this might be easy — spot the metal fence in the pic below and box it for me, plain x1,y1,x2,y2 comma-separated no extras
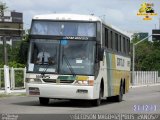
0,67,26,90
132,71,160,86
158,77,160,83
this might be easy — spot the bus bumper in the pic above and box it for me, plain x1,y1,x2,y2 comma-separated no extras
26,83,95,100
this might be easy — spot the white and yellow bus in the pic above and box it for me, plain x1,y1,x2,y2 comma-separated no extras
26,14,130,106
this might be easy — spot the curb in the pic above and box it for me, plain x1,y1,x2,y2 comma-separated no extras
0,89,26,94
130,83,160,88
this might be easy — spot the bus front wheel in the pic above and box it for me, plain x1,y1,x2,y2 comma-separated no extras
39,97,49,105
92,87,102,106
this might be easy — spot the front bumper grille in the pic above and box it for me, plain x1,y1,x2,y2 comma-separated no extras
42,79,74,83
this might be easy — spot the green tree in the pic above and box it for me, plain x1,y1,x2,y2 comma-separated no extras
18,32,29,64
0,31,29,68
0,2,8,67
0,2,8,18
0,45,3,67
131,33,160,71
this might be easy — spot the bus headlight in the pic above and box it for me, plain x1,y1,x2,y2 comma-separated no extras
75,80,94,86
26,78,42,83
75,76,94,86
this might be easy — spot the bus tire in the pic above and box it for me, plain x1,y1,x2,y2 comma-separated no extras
39,97,49,105
116,84,123,102
92,87,102,106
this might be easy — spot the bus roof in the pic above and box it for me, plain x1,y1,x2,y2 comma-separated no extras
33,13,101,22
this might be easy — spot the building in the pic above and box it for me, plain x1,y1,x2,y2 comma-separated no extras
137,32,149,40
152,29,160,41
131,32,149,41
0,11,24,45
0,10,23,22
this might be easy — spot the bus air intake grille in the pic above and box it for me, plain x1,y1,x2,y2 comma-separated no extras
59,80,74,83
42,79,56,83
42,79,74,83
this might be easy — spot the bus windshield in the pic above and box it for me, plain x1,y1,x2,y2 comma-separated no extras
31,21,96,37
60,40,95,75
28,39,59,73
28,39,95,75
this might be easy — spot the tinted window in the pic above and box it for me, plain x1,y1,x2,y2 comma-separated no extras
31,21,96,37
115,33,118,51
105,28,108,48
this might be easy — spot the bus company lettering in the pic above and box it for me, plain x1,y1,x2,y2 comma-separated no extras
127,61,130,67
117,58,125,67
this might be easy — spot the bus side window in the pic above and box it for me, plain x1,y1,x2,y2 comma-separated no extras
125,38,128,55
121,36,124,53
110,31,113,50
119,35,121,52
115,33,118,52
128,39,130,55
105,28,108,48
117,34,120,52
112,31,115,50
125,37,128,54
126,38,130,55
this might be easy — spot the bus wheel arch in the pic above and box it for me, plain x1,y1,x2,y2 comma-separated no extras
116,79,124,102
100,78,104,97
92,78,104,106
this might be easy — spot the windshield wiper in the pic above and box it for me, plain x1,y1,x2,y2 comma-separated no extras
40,64,50,78
62,54,76,76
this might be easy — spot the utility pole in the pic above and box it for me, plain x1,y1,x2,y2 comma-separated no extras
0,2,8,65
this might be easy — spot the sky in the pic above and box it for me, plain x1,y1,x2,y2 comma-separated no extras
1,0,160,35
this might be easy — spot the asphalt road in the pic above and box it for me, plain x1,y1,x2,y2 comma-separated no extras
0,85,160,114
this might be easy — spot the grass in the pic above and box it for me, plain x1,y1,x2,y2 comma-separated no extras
17,93,27,96
0,93,26,98
0,94,12,98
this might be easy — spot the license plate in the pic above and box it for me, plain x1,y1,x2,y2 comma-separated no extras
29,87,40,95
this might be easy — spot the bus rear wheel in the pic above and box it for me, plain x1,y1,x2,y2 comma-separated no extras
116,84,123,102
39,97,49,105
92,87,102,106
